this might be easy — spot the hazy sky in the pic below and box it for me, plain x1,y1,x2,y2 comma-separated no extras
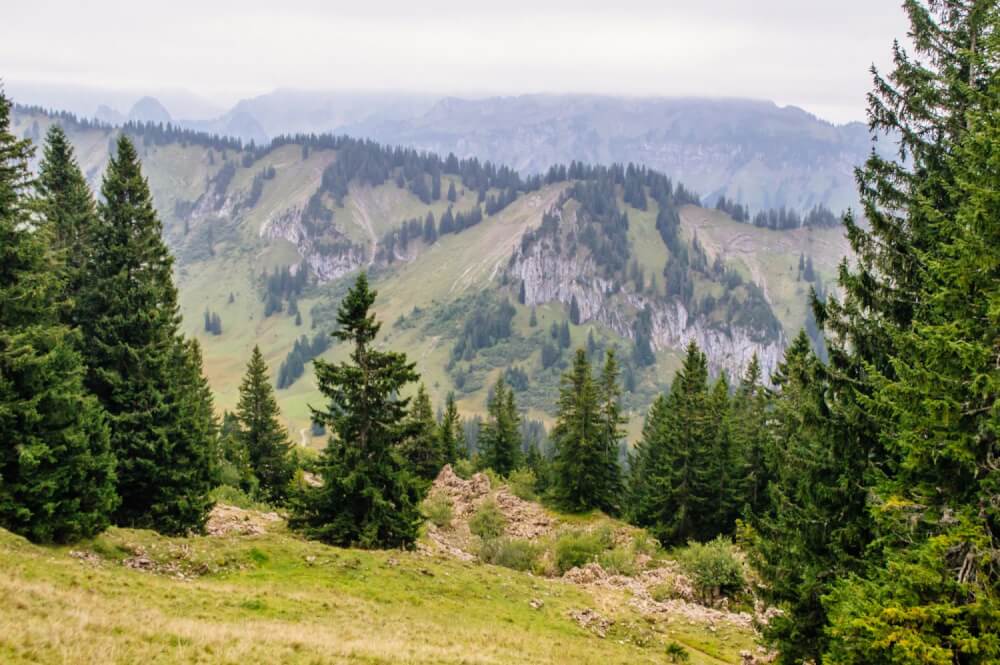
2,0,912,123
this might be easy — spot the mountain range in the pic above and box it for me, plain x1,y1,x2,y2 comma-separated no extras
11,100,852,441
9,83,885,212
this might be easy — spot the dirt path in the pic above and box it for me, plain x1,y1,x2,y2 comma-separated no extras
298,427,309,446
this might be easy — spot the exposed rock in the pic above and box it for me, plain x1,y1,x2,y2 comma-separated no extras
69,550,102,566
506,211,784,381
262,206,366,282
205,503,281,537
568,608,613,638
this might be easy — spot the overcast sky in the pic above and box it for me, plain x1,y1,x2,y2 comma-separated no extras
2,0,912,123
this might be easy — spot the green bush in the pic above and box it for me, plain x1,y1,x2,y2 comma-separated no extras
421,494,454,528
469,499,506,540
598,546,638,576
507,468,537,501
675,536,746,602
666,641,691,662
209,485,271,511
631,530,660,557
453,458,475,479
554,529,608,574
479,537,540,571
481,468,502,488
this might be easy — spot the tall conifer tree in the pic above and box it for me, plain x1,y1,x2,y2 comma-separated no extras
825,34,1000,661
36,124,97,326
438,392,465,464
236,346,295,502
399,384,444,481
77,135,216,534
551,350,604,512
627,342,714,545
289,273,424,548
0,94,117,543
478,376,522,476
752,331,836,663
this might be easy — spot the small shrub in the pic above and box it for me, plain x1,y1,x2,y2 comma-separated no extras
507,468,537,501
481,468,502,488
453,458,475,479
631,531,659,557
598,546,637,576
666,641,690,662
209,485,271,511
421,494,454,528
675,536,746,603
469,499,506,540
554,530,607,574
649,584,680,602
479,537,540,571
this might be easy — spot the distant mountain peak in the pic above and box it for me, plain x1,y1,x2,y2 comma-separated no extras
128,96,172,125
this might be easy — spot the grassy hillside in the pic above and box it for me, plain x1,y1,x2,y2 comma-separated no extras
0,505,757,664
11,107,851,442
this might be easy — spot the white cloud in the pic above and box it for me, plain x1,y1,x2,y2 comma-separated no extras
1,0,911,123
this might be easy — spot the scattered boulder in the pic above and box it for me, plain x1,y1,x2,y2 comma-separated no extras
205,503,281,537
568,608,613,638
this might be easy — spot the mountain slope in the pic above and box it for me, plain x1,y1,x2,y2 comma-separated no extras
0,490,758,665
11,105,850,440
347,94,875,212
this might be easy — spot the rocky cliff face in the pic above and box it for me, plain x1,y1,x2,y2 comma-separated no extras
507,230,784,382
262,206,366,282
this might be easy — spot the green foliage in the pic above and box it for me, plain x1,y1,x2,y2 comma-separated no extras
665,641,691,662
597,546,638,576
507,468,538,501
550,349,623,514
236,346,296,503
554,529,610,574
453,458,475,480
478,537,541,571
399,384,446,482
77,135,216,536
208,485,272,512
675,537,746,604
0,96,117,543
420,493,453,528
289,273,425,549
478,377,522,476
627,342,717,545
820,23,1000,662
438,392,465,464
469,499,506,540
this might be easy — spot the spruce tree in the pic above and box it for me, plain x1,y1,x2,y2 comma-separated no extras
77,135,216,535
595,349,626,513
289,273,424,548
751,331,837,663
236,346,295,503
218,411,258,496
706,373,739,537
438,391,465,464
825,46,1000,662
36,124,97,326
399,384,443,481
731,354,769,517
767,4,1000,661
0,93,117,544
627,342,713,545
478,376,521,476
551,350,603,512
